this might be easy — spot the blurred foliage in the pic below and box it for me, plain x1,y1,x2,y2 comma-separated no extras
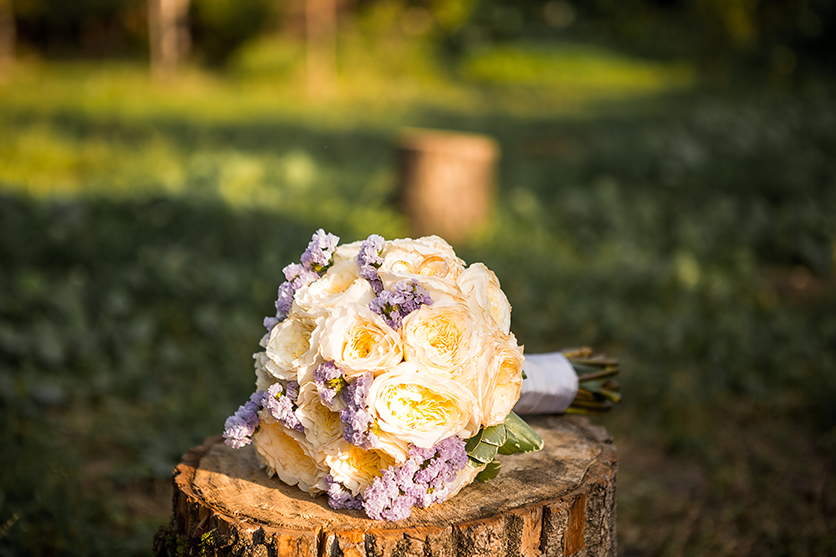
5,0,835,83
0,59,834,555
190,0,275,65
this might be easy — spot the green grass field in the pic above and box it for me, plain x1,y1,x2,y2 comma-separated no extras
0,55,834,556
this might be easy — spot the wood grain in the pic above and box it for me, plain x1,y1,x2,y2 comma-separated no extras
154,415,617,557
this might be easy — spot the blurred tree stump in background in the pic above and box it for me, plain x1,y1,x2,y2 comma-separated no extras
154,415,617,557
148,0,190,79
306,0,336,99
398,129,499,244
0,0,14,71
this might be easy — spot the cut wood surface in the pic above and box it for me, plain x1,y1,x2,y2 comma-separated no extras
154,415,617,557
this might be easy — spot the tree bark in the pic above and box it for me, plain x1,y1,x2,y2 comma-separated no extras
148,0,190,79
398,129,499,244
154,415,617,557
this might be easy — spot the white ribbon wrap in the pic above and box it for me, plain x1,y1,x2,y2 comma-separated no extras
513,352,579,415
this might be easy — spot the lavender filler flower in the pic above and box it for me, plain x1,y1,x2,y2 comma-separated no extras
357,233,384,293
301,229,340,272
223,390,265,448
264,381,304,433
264,229,340,330
362,436,469,521
339,373,379,450
314,361,347,407
369,279,433,330
324,474,364,511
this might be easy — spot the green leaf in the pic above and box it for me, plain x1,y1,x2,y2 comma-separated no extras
480,424,507,447
498,412,544,455
464,428,483,453
475,460,502,483
469,440,499,464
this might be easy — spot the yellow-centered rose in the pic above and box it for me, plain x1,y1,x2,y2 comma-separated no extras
325,440,395,496
253,417,328,495
400,300,485,379
367,362,479,454
315,303,403,377
459,262,512,336
377,236,465,294
481,333,525,426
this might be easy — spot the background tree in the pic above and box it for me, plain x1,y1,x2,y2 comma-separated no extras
148,0,190,78
0,0,14,70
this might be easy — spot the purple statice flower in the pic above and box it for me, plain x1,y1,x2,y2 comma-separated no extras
369,279,433,330
360,435,468,519
339,373,379,449
267,264,321,327
324,475,364,511
223,390,265,449
314,361,347,407
300,229,340,272
285,380,300,402
263,231,337,329
264,382,304,433
362,468,411,521
357,234,385,293
411,436,468,506
263,316,280,332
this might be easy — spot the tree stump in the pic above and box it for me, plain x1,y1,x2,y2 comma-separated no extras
397,129,499,244
154,415,617,557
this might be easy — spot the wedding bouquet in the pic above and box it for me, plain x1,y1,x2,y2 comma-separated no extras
222,229,545,520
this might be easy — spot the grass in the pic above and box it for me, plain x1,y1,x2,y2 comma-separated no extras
0,52,834,556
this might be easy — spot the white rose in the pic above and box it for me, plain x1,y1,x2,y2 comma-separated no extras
292,259,375,319
481,333,525,426
331,239,364,265
265,316,316,381
295,382,344,461
316,303,404,377
253,417,328,495
400,299,486,381
325,440,396,496
377,236,465,289
458,262,512,335
253,351,276,392
367,362,480,452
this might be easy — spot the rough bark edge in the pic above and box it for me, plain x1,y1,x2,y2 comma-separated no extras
155,431,617,557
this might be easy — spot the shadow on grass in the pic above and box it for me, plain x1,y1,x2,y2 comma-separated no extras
1,87,835,556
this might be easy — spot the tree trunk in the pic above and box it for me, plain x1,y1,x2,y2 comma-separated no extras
154,415,617,557
305,0,336,99
398,129,499,244
0,0,15,71
148,0,190,79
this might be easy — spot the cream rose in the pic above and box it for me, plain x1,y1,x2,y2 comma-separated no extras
331,239,364,265
481,333,525,426
315,303,404,377
377,236,465,290
325,440,395,496
400,300,486,381
459,262,512,335
253,417,328,495
295,382,344,461
292,259,375,319
366,362,479,453
265,316,316,380
253,351,275,392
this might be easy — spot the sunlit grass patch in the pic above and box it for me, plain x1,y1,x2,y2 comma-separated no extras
461,42,694,99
